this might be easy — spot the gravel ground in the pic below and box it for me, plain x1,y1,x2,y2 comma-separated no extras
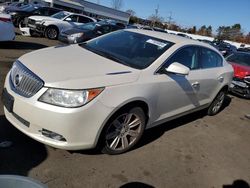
0,34,250,188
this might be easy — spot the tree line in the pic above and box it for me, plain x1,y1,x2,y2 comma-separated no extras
110,0,250,44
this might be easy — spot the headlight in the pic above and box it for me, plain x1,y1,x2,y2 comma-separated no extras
69,33,84,38
38,88,104,108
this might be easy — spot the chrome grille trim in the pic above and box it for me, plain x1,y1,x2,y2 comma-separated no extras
9,61,44,98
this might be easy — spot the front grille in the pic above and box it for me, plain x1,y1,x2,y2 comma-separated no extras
10,61,44,98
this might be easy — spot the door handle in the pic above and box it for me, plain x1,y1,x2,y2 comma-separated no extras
218,76,224,82
192,82,200,87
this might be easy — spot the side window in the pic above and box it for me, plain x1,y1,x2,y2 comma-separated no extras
66,15,78,22
200,48,223,68
78,16,93,23
165,46,199,70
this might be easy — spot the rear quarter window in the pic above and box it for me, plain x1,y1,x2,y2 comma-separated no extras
200,48,223,68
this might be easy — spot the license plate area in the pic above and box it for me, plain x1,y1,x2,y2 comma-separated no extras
2,88,14,113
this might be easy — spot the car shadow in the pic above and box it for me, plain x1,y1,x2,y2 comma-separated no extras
0,41,48,50
75,95,232,155
223,179,250,188
119,182,155,188
0,115,47,176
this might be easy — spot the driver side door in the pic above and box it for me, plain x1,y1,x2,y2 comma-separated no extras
155,46,202,121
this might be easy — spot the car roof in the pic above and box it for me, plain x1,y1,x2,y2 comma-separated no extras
125,29,217,50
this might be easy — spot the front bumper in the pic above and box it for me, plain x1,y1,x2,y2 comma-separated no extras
229,78,250,98
3,73,114,150
27,23,46,34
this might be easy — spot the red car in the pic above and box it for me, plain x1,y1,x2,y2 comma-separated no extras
226,52,250,98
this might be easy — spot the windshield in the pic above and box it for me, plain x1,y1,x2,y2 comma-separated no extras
226,53,250,66
80,30,174,69
51,11,69,19
77,22,99,30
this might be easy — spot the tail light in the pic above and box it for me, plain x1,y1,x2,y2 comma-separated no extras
0,17,11,22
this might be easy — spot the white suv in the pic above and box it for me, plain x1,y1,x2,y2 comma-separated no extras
27,11,96,39
2,30,233,154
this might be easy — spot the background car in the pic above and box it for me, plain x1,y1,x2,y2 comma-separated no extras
213,40,237,57
9,6,61,27
226,52,250,98
59,21,124,44
27,11,96,39
2,30,233,155
0,13,15,41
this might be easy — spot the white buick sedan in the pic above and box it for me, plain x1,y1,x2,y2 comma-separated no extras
2,30,233,154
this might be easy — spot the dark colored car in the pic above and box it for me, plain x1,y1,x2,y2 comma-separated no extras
226,52,250,98
213,41,237,57
237,47,250,53
58,21,124,44
9,6,61,27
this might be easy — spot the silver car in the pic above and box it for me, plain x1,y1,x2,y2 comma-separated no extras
2,29,233,154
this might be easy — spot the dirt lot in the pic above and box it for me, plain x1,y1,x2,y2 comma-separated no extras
0,35,250,188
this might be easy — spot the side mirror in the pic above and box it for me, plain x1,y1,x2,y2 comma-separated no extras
166,62,190,75
65,17,72,22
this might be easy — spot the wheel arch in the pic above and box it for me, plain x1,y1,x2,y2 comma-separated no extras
94,99,150,148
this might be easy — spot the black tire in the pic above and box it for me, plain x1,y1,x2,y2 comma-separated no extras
101,107,146,155
18,18,25,28
45,26,59,40
207,90,226,116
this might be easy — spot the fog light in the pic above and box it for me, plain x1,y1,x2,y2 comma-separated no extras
39,129,66,142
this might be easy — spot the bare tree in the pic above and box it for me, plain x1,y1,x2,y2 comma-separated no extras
111,0,123,10
126,9,135,16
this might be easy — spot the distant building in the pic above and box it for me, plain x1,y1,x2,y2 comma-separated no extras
29,0,130,23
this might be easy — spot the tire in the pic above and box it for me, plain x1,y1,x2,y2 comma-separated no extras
101,107,146,155
207,90,226,116
45,26,59,40
18,18,25,28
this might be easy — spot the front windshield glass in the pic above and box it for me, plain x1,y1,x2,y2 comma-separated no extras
77,22,99,30
51,11,70,19
226,53,250,66
80,30,174,69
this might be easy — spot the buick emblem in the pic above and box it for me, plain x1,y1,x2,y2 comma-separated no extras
14,74,22,87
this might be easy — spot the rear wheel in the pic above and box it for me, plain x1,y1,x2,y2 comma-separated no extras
101,107,146,155
207,90,226,116
45,26,59,40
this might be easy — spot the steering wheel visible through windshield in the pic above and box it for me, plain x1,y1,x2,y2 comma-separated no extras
80,30,174,69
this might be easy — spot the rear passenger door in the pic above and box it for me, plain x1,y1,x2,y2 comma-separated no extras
195,47,225,104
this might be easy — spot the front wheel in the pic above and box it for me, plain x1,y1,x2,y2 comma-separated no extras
207,90,226,116
45,26,59,40
102,107,146,155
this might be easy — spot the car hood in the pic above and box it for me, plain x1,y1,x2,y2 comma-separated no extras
228,62,250,78
18,44,140,89
29,15,58,22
